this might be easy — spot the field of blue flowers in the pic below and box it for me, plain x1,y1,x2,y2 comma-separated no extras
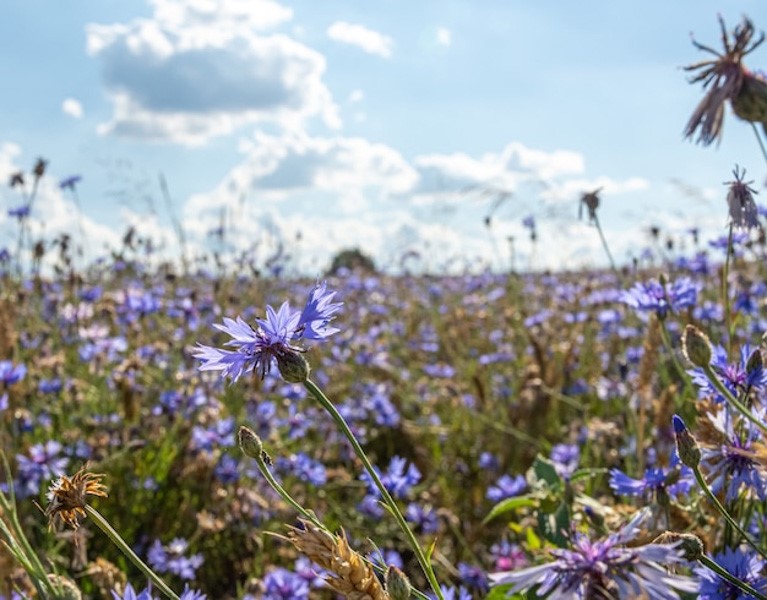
4,13,767,600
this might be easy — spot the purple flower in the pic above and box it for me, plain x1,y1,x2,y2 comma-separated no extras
550,443,580,479
689,344,767,403
486,474,527,503
725,166,759,230
15,441,69,498
7,205,30,219
360,456,421,499
458,562,489,592
194,283,341,382
621,277,700,318
609,464,692,501
491,509,697,599
275,453,327,486
405,502,440,534
0,360,26,386
696,547,767,599
147,538,203,581
702,407,767,501
490,539,527,571
111,584,153,600
263,567,310,599
59,175,82,191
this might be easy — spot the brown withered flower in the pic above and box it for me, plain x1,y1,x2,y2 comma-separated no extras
45,467,108,530
684,16,766,145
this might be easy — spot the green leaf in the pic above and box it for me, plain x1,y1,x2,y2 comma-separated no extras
538,501,571,548
483,494,537,524
531,456,562,489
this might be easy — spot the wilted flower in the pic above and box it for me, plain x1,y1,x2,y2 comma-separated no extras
725,166,759,230
45,467,108,530
684,16,767,145
579,189,601,222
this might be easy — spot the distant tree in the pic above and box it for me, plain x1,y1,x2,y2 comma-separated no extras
326,247,376,275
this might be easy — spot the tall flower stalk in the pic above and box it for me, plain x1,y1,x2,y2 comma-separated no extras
195,282,444,599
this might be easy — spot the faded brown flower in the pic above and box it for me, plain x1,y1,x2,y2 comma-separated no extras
45,467,108,530
684,16,766,145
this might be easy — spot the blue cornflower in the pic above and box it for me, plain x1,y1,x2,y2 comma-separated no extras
429,585,472,600
111,584,153,600
490,508,697,599
275,453,327,486
486,474,527,503
702,408,767,501
550,443,580,479
147,538,203,581
194,283,341,382
458,562,489,593
7,205,30,219
15,441,69,498
696,547,767,599
609,463,692,501
621,277,699,318
360,456,421,499
0,360,26,386
490,539,527,571
405,502,440,534
59,175,82,191
689,344,767,402
262,567,310,599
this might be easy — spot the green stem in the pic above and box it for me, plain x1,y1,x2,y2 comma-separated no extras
722,222,734,358
752,123,767,170
592,214,618,274
85,506,179,600
702,364,767,436
692,467,767,562
657,319,694,399
699,554,767,600
249,446,326,531
304,378,444,600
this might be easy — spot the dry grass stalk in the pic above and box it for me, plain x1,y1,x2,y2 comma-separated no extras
288,519,390,600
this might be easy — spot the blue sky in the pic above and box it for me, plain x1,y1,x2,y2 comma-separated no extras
1,0,766,273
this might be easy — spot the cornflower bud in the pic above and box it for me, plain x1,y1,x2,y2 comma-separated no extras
385,565,412,600
238,426,264,460
672,415,701,469
682,324,712,368
653,531,705,562
276,350,310,383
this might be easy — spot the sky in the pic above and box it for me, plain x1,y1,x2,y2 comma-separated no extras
1,0,767,275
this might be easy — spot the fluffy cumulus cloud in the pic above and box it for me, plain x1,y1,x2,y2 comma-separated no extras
61,98,84,119
173,131,667,273
326,21,394,58
86,0,340,145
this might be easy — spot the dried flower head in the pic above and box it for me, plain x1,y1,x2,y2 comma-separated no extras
725,165,759,229
684,16,766,145
579,189,601,223
45,467,108,530
288,519,390,600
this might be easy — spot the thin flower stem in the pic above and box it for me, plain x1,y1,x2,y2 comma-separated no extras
698,554,767,600
692,466,767,562
657,320,694,398
702,364,767,436
592,214,618,275
752,123,767,170
722,223,734,358
304,378,445,600
85,505,180,600
249,445,326,531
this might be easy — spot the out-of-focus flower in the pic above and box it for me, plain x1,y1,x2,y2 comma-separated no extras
194,283,341,382
490,509,697,599
7,205,30,219
147,538,203,581
725,166,759,230
0,360,26,385
486,474,527,503
695,547,767,599
684,16,767,145
59,175,82,191
621,276,700,318
111,583,153,600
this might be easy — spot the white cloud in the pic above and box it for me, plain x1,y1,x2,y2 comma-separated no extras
436,27,452,47
348,89,364,103
326,21,394,58
87,0,340,145
62,98,84,119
